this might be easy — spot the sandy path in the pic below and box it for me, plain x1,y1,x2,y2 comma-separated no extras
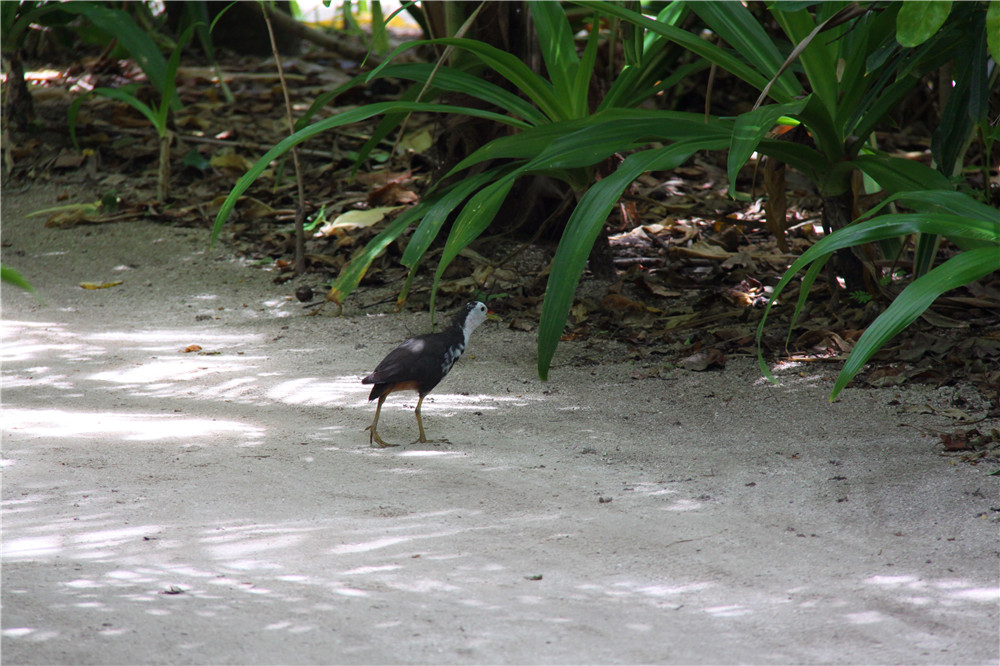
2,185,997,664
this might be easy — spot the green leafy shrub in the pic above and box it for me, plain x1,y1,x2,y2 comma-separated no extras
595,0,997,393
212,0,722,334
213,0,996,392
69,21,198,202
757,190,1000,400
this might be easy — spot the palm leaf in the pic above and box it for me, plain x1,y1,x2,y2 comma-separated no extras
830,246,999,399
211,101,530,247
538,139,728,379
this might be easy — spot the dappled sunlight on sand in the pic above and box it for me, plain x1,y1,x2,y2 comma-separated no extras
266,376,365,406
865,574,1000,605
2,318,539,422
4,471,998,657
4,408,263,443
4,304,997,663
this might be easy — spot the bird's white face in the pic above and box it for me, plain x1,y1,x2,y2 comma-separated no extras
461,301,489,345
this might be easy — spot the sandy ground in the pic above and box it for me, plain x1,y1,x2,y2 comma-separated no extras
2,183,998,665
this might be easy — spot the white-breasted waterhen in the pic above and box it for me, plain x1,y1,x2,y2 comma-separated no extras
362,301,493,447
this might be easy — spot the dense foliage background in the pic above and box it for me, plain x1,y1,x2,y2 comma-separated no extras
2,0,998,405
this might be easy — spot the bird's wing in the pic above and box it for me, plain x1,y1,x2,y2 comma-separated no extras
362,329,465,393
362,336,433,385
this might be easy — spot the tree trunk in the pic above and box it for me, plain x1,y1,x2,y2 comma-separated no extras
822,190,869,302
3,53,35,132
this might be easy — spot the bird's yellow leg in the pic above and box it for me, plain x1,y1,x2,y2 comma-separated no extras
366,396,397,448
414,395,447,444
414,395,428,442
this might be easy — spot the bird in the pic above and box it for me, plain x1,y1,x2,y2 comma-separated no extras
361,301,492,447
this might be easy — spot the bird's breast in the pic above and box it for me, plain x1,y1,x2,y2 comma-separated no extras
440,342,465,376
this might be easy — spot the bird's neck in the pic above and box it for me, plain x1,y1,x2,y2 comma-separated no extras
457,316,477,348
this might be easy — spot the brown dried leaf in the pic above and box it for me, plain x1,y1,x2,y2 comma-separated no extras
239,198,276,220
210,152,255,173
941,432,971,451
52,151,85,169
508,317,534,332
79,281,123,290
601,293,648,312
674,241,731,260
793,329,852,355
368,181,419,207
355,170,413,187
319,206,403,233
634,277,680,299
721,249,757,271
681,348,727,371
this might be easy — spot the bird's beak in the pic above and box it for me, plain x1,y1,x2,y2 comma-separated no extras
486,310,502,322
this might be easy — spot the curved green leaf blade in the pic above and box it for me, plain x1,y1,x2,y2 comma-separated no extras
859,189,1000,252
570,15,602,119
430,175,517,313
538,139,728,380
830,245,999,400
530,0,579,106
158,22,200,124
853,154,953,193
428,115,735,307
295,73,368,130
369,36,564,121
379,63,549,126
863,189,1000,225
989,0,1000,63
401,167,507,269
447,108,732,177
771,7,842,114
777,214,999,279
69,86,158,150
396,167,513,306
61,3,177,110
690,1,802,100
756,211,1000,391
210,101,530,247
728,99,808,198
325,204,427,307
1,264,34,293
574,1,787,101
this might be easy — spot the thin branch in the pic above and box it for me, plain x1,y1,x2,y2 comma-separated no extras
263,5,308,275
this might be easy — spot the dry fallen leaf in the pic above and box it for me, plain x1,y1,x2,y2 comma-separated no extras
368,181,419,207
239,197,276,220
937,408,972,421
659,313,698,331
210,152,255,172
673,241,732,260
602,293,649,312
318,206,403,234
355,169,413,187
399,128,433,153
182,345,203,353
635,277,681,299
941,432,971,451
681,348,727,371
79,281,123,290
508,317,534,332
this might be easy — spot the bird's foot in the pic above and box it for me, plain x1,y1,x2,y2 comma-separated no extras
366,426,398,448
415,436,449,446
